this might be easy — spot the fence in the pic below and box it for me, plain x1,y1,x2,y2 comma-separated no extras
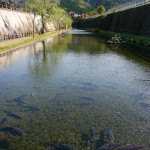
102,0,150,15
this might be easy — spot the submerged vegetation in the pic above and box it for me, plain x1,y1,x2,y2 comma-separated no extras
0,1,150,150
0,32,150,149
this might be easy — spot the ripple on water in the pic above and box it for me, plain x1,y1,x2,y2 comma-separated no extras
140,101,150,109
131,91,150,101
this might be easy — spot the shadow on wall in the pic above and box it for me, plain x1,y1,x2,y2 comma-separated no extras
0,8,55,40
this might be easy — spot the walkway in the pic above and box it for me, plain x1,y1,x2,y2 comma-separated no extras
0,37,30,47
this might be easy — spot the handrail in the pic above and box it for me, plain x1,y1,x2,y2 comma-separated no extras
102,0,150,16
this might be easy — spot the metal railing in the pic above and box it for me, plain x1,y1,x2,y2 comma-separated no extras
102,0,150,16
0,4,22,11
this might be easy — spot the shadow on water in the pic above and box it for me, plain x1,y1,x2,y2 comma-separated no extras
107,44,150,67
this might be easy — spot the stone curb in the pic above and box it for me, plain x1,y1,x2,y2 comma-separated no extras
0,32,63,57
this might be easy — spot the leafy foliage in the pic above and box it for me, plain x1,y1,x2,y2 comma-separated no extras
97,5,106,14
6,0,131,13
60,0,131,12
88,4,106,17
89,10,97,16
24,0,71,36
48,4,72,29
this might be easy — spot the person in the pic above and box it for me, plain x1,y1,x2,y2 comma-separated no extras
65,25,68,30
1,35,4,41
12,34,15,39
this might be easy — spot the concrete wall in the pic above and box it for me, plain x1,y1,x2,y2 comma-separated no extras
79,4,150,37
0,8,55,36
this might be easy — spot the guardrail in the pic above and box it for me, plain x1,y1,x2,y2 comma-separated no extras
89,0,150,18
0,4,22,11
102,0,150,16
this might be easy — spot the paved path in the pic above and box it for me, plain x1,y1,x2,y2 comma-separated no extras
0,30,69,56
0,37,31,47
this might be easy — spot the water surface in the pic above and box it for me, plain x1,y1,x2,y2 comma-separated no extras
0,29,150,150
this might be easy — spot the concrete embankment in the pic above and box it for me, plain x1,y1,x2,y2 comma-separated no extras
96,30,150,61
0,30,69,57
0,8,55,36
75,4,150,60
78,4,150,37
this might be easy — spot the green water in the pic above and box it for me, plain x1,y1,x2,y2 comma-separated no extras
0,29,150,150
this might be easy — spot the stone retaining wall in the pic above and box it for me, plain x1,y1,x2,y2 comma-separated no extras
79,4,150,37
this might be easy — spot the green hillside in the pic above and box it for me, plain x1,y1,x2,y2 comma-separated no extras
60,0,131,12
6,0,131,13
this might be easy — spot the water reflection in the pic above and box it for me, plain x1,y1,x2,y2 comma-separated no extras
0,30,150,150
68,29,94,35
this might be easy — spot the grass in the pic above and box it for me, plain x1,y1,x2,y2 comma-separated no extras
97,29,150,61
97,30,150,42
85,28,150,60
0,30,66,53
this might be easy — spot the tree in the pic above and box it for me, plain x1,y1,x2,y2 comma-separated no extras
12,0,19,7
2,0,7,5
97,5,106,14
89,10,97,16
24,0,71,35
24,0,60,35
49,5,72,30
37,0,60,34
69,12,76,20
81,13,89,19
25,0,40,38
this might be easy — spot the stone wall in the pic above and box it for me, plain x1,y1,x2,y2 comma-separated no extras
0,8,55,36
79,4,150,37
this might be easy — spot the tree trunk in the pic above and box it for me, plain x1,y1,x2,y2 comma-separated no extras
32,20,35,38
41,15,45,34
32,14,36,38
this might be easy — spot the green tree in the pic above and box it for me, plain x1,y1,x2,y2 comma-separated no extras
2,0,7,5
97,5,106,14
49,4,72,30
89,10,97,16
25,0,40,38
24,0,71,35
69,11,76,20
37,0,60,34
